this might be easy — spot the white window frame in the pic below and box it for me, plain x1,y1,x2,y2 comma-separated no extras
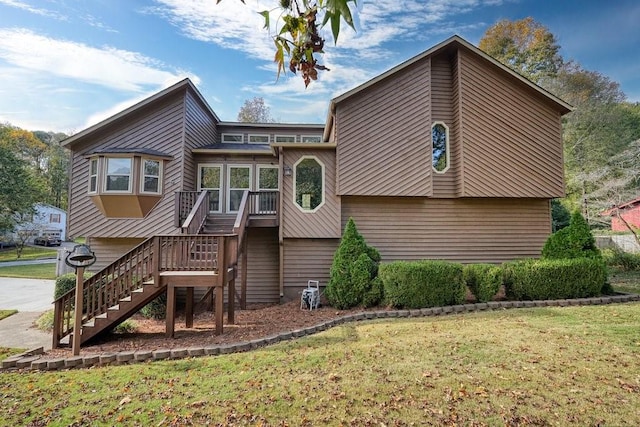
222,133,243,143
301,135,322,143
431,121,450,174
275,135,296,143
140,158,162,194
197,163,223,213
88,158,98,194
103,157,133,193
226,164,253,213
293,155,325,213
248,134,270,144
256,165,280,190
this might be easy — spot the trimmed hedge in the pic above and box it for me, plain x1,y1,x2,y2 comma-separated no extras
503,258,606,300
380,260,466,309
463,264,502,303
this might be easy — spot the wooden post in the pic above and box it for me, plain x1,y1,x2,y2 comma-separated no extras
185,287,194,328
165,284,176,338
72,266,84,356
215,282,223,335
241,235,248,310
52,299,62,349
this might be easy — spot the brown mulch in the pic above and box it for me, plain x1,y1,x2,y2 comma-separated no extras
44,300,369,359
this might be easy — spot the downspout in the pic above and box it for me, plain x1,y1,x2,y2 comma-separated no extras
278,146,285,300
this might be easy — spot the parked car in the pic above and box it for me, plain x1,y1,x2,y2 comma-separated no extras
0,239,16,249
33,235,62,246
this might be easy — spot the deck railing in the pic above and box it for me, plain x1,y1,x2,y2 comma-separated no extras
248,191,279,215
181,190,210,234
175,191,200,227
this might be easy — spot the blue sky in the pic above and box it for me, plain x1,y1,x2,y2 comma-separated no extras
0,0,639,133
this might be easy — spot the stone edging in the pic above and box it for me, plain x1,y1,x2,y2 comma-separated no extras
2,294,639,372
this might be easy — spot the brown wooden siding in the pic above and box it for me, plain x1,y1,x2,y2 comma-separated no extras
336,57,432,197
68,91,187,239
282,148,341,238
458,48,565,198
282,238,338,300
453,52,464,194
183,90,218,191
86,237,145,272
238,228,280,303
430,53,458,197
342,196,552,264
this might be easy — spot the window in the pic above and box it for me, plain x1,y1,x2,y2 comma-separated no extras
141,159,161,194
49,213,61,223
89,158,98,193
105,158,132,192
294,156,324,212
257,165,279,214
431,122,450,173
227,165,252,212
275,135,296,143
198,164,222,213
301,135,322,143
248,134,270,144
222,133,243,143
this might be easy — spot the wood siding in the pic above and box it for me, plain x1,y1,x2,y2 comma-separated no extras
458,48,565,198
68,91,187,239
238,228,280,303
86,237,145,272
342,196,552,264
282,148,341,238
336,58,432,197
183,90,218,191
282,238,338,300
431,53,458,197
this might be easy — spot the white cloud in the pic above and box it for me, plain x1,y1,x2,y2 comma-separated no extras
0,0,67,20
0,28,193,92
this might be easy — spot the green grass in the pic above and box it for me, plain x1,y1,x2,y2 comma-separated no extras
0,347,25,361
0,310,17,321
0,246,58,262
609,267,640,294
1,304,639,425
0,263,56,279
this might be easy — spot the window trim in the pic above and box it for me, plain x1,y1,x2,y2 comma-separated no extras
275,135,296,143
88,158,98,194
103,157,133,193
293,155,325,213
248,134,270,144
301,135,322,143
222,133,243,143
226,164,253,213
256,165,280,190
197,163,223,214
140,158,162,195
431,121,450,174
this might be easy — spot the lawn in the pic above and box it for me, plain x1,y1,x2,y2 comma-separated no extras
0,304,638,425
0,263,56,279
0,310,17,321
0,246,58,262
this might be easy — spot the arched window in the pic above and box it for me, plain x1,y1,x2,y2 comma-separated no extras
293,156,325,212
432,122,450,173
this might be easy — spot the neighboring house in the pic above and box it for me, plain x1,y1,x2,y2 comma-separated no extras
57,35,571,346
602,197,640,232
13,203,67,242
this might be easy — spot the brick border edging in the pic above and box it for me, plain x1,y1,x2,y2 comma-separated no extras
3,294,639,372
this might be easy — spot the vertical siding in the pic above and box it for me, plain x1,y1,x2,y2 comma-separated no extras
282,148,341,238
183,90,219,191
237,228,280,303
282,238,339,300
458,48,565,197
342,196,552,264
68,91,187,239
430,53,458,197
336,57,432,197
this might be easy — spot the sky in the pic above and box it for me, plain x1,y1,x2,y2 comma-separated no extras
0,0,639,134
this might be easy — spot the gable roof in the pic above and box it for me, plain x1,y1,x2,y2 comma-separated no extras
62,78,219,148
323,35,573,141
602,196,640,216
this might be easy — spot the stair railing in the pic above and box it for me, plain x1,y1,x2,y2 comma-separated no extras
181,190,210,234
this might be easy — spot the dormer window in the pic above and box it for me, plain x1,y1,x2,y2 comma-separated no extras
86,148,171,218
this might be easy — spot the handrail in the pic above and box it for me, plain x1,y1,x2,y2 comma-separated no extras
175,191,200,227
181,190,210,234
248,191,278,215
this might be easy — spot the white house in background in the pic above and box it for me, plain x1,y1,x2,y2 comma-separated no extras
13,203,68,242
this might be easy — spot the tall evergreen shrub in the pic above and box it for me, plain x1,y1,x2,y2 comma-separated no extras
542,211,601,260
325,218,383,309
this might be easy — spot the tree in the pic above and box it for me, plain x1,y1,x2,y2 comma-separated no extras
237,97,274,123
478,17,562,84
218,0,357,87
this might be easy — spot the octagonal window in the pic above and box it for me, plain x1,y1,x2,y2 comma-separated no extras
294,156,324,212
432,122,450,173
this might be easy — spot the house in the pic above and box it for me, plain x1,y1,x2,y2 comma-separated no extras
602,196,640,232
56,35,571,346
13,203,67,242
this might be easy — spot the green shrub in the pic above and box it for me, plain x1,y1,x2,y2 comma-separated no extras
140,294,167,320
463,264,502,303
503,258,606,300
380,260,466,309
113,319,138,334
604,248,640,271
542,211,601,260
325,218,383,309
54,272,93,300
